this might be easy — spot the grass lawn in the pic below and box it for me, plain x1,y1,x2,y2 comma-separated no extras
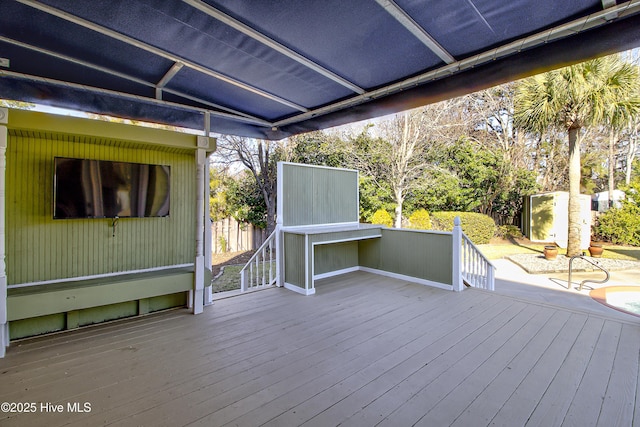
211,260,277,293
211,264,243,293
478,240,640,262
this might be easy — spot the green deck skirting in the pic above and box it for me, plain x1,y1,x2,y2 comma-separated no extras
8,292,187,340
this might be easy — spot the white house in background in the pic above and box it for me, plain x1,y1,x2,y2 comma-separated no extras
591,189,626,212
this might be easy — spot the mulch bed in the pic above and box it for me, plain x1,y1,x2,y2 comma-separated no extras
506,253,640,274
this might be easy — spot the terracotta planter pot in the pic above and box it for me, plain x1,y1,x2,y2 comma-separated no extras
589,244,603,258
544,245,558,261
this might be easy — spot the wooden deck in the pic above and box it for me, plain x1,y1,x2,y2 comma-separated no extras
1,271,639,427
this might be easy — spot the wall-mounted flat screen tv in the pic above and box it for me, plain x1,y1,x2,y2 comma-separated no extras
54,157,170,219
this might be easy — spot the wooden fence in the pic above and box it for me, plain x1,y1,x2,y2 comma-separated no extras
212,217,266,254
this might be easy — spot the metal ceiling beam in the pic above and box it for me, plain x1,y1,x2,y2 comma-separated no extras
374,0,456,64
182,0,365,95
602,0,619,20
15,0,309,114
274,0,640,128
156,62,184,100
157,62,184,89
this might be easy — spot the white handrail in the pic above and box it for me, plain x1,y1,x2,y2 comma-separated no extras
461,233,495,290
453,217,495,291
240,228,278,292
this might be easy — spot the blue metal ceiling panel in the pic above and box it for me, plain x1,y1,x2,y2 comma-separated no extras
0,1,173,84
1,0,639,139
0,41,154,99
166,68,300,121
36,0,355,107
202,0,445,89
396,0,602,57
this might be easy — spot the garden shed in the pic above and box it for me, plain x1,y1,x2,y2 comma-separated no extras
522,191,592,248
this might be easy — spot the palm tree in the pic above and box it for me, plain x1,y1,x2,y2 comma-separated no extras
514,54,640,256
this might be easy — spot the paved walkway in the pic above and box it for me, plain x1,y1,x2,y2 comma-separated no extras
493,258,640,322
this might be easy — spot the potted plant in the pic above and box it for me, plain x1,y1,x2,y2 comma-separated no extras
588,241,604,258
543,245,558,260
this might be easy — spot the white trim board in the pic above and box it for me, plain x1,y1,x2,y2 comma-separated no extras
314,266,360,281
358,267,453,291
7,263,195,289
284,282,316,296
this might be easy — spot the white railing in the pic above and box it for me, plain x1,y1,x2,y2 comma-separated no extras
240,228,278,292
452,217,495,291
460,232,495,290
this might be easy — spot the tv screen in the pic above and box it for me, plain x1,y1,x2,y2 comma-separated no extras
53,157,170,219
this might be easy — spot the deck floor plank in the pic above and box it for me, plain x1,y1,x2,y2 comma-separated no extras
483,312,589,426
335,300,531,427
66,274,450,426
448,309,575,426
241,292,502,427
563,320,622,425
524,316,606,427
132,277,458,426
0,271,638,427
596,323,640,427
393,305,555,427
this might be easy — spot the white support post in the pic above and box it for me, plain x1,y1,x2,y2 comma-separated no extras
275,225,282,287
203,152,213,306
0,109,8,356
452,216,463,292
202,115,214,306
276,162,284,287
193,145,207,314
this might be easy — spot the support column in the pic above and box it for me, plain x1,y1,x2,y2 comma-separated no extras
203,151,213,306
202,114,214,307
193,142,206,314
0,108,8,356
452,216,463,292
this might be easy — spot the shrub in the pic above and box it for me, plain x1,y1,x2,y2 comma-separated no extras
370,209,393,227
431,212,496,244
218,235,228,253
496,225,523,239
595,203,640,245
408,209,432,230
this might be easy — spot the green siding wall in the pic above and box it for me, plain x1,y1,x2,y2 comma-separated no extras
314,241,359,276
281,163,358,227
6,130,196,284
284,233,306,288
359,229,453,286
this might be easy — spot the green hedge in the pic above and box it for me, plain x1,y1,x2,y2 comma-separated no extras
595,203,640,246
371,209,393,227
408,209,432,230
431,212,496,244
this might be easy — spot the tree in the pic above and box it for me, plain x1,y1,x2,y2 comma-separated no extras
214,136,282,235
225,171,267,228
348,100,466,228
624,120,640,185
209,166,230,221
514,54,640,256
285,131,348,167
382,111,431,228
602,60,640,206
